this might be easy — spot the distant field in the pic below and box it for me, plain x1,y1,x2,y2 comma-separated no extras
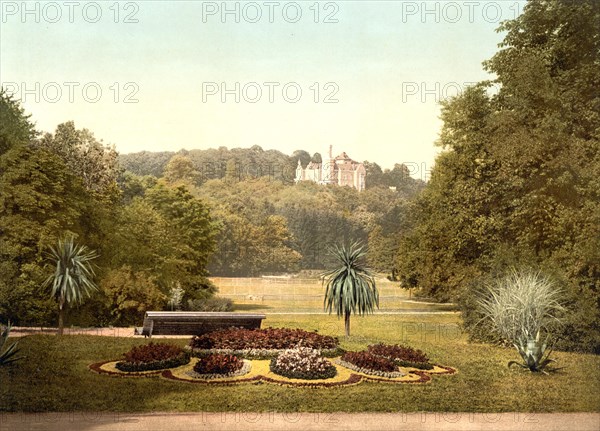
210,277,457,313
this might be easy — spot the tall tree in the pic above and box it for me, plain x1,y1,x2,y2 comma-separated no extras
37,121,121,202
0,88,36,156
144,184,217,298
395,0,600,352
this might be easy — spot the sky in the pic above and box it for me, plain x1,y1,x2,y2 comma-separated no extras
0,1,525,177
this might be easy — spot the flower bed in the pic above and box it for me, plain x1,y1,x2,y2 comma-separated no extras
338,351,405,378
187,354,251,380
367,343,434,370
269,347,337,380
115,342,190,372
190,327,339,351
188,346,344,359
194,353,243,375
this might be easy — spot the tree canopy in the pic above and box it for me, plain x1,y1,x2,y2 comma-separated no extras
394,0,600,352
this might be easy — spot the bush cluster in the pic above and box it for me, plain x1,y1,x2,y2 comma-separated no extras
341,351,397,373
367,343,433,369
116,342,190,372
190,327,339,351
193,353,243,375
186,297,233,312
270,347,337,380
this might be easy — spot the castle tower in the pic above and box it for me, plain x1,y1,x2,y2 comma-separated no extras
322,144,336,184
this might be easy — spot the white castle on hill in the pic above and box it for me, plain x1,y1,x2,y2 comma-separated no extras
294,145,366,192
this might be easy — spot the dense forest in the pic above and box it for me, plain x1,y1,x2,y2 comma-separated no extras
393,0,600,352
1,0,597,353
120,146,424,276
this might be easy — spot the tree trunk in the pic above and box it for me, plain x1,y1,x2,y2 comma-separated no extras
58,301,64,336
344,312,351,337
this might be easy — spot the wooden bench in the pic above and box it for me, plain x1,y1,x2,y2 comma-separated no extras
140,311,266,337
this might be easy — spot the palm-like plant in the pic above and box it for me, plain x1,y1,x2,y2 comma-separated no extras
477,270,565,374
44,236,98,335
0,322,23,366
322,242,379,337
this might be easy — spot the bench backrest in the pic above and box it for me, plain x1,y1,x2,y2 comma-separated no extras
142,312,266,336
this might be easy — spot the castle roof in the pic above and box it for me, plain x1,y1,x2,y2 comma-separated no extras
335,152,351,161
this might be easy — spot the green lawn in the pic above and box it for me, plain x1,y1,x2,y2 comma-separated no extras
2,312,599,413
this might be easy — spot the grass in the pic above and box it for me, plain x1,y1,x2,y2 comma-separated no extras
2,312,599,413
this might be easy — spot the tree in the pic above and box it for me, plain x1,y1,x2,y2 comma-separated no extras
0,146,89,326
164,154,201,186
37,121,121,202
44,236,98,335
363,161,384,189
0,88,36,156
100,266,165,325
395,0,600,352
144,184,217,298
291,149,311,167
322,242,379,336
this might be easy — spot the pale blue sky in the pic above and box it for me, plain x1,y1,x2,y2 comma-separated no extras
0,1,525,174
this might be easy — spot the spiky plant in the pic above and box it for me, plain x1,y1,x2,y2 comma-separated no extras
477,270,565,374
44,235,98,335
322,242,379,337
0,322,24,366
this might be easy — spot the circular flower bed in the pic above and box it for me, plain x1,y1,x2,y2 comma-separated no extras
186,353,251,379
270,346,337,380
338,351,405,378
115,342,190,372
367,343,434,370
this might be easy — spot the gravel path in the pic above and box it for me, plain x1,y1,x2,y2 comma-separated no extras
8,326,183,338
1,412,598,431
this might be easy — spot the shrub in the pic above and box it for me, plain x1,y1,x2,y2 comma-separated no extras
101,266,166,326
270,347,337,380
193,353,243,375
341,351,396,372
367,343,433,369
186,297,233,312
190,327,338,351
477,270,566,373
116,342,190,372
123,343,183,363
0,322,23,366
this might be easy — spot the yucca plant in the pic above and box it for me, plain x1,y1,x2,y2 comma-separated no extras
322,242,379,337
477,269,565,374
1,322,24,366
44,235,98,335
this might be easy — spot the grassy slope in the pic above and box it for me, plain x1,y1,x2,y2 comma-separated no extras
2,313,599,413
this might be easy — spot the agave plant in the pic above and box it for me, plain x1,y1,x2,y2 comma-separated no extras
44,235,98,335
478,270,565,373
0,322,23,366
322,242,379,337
509,330,561,374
